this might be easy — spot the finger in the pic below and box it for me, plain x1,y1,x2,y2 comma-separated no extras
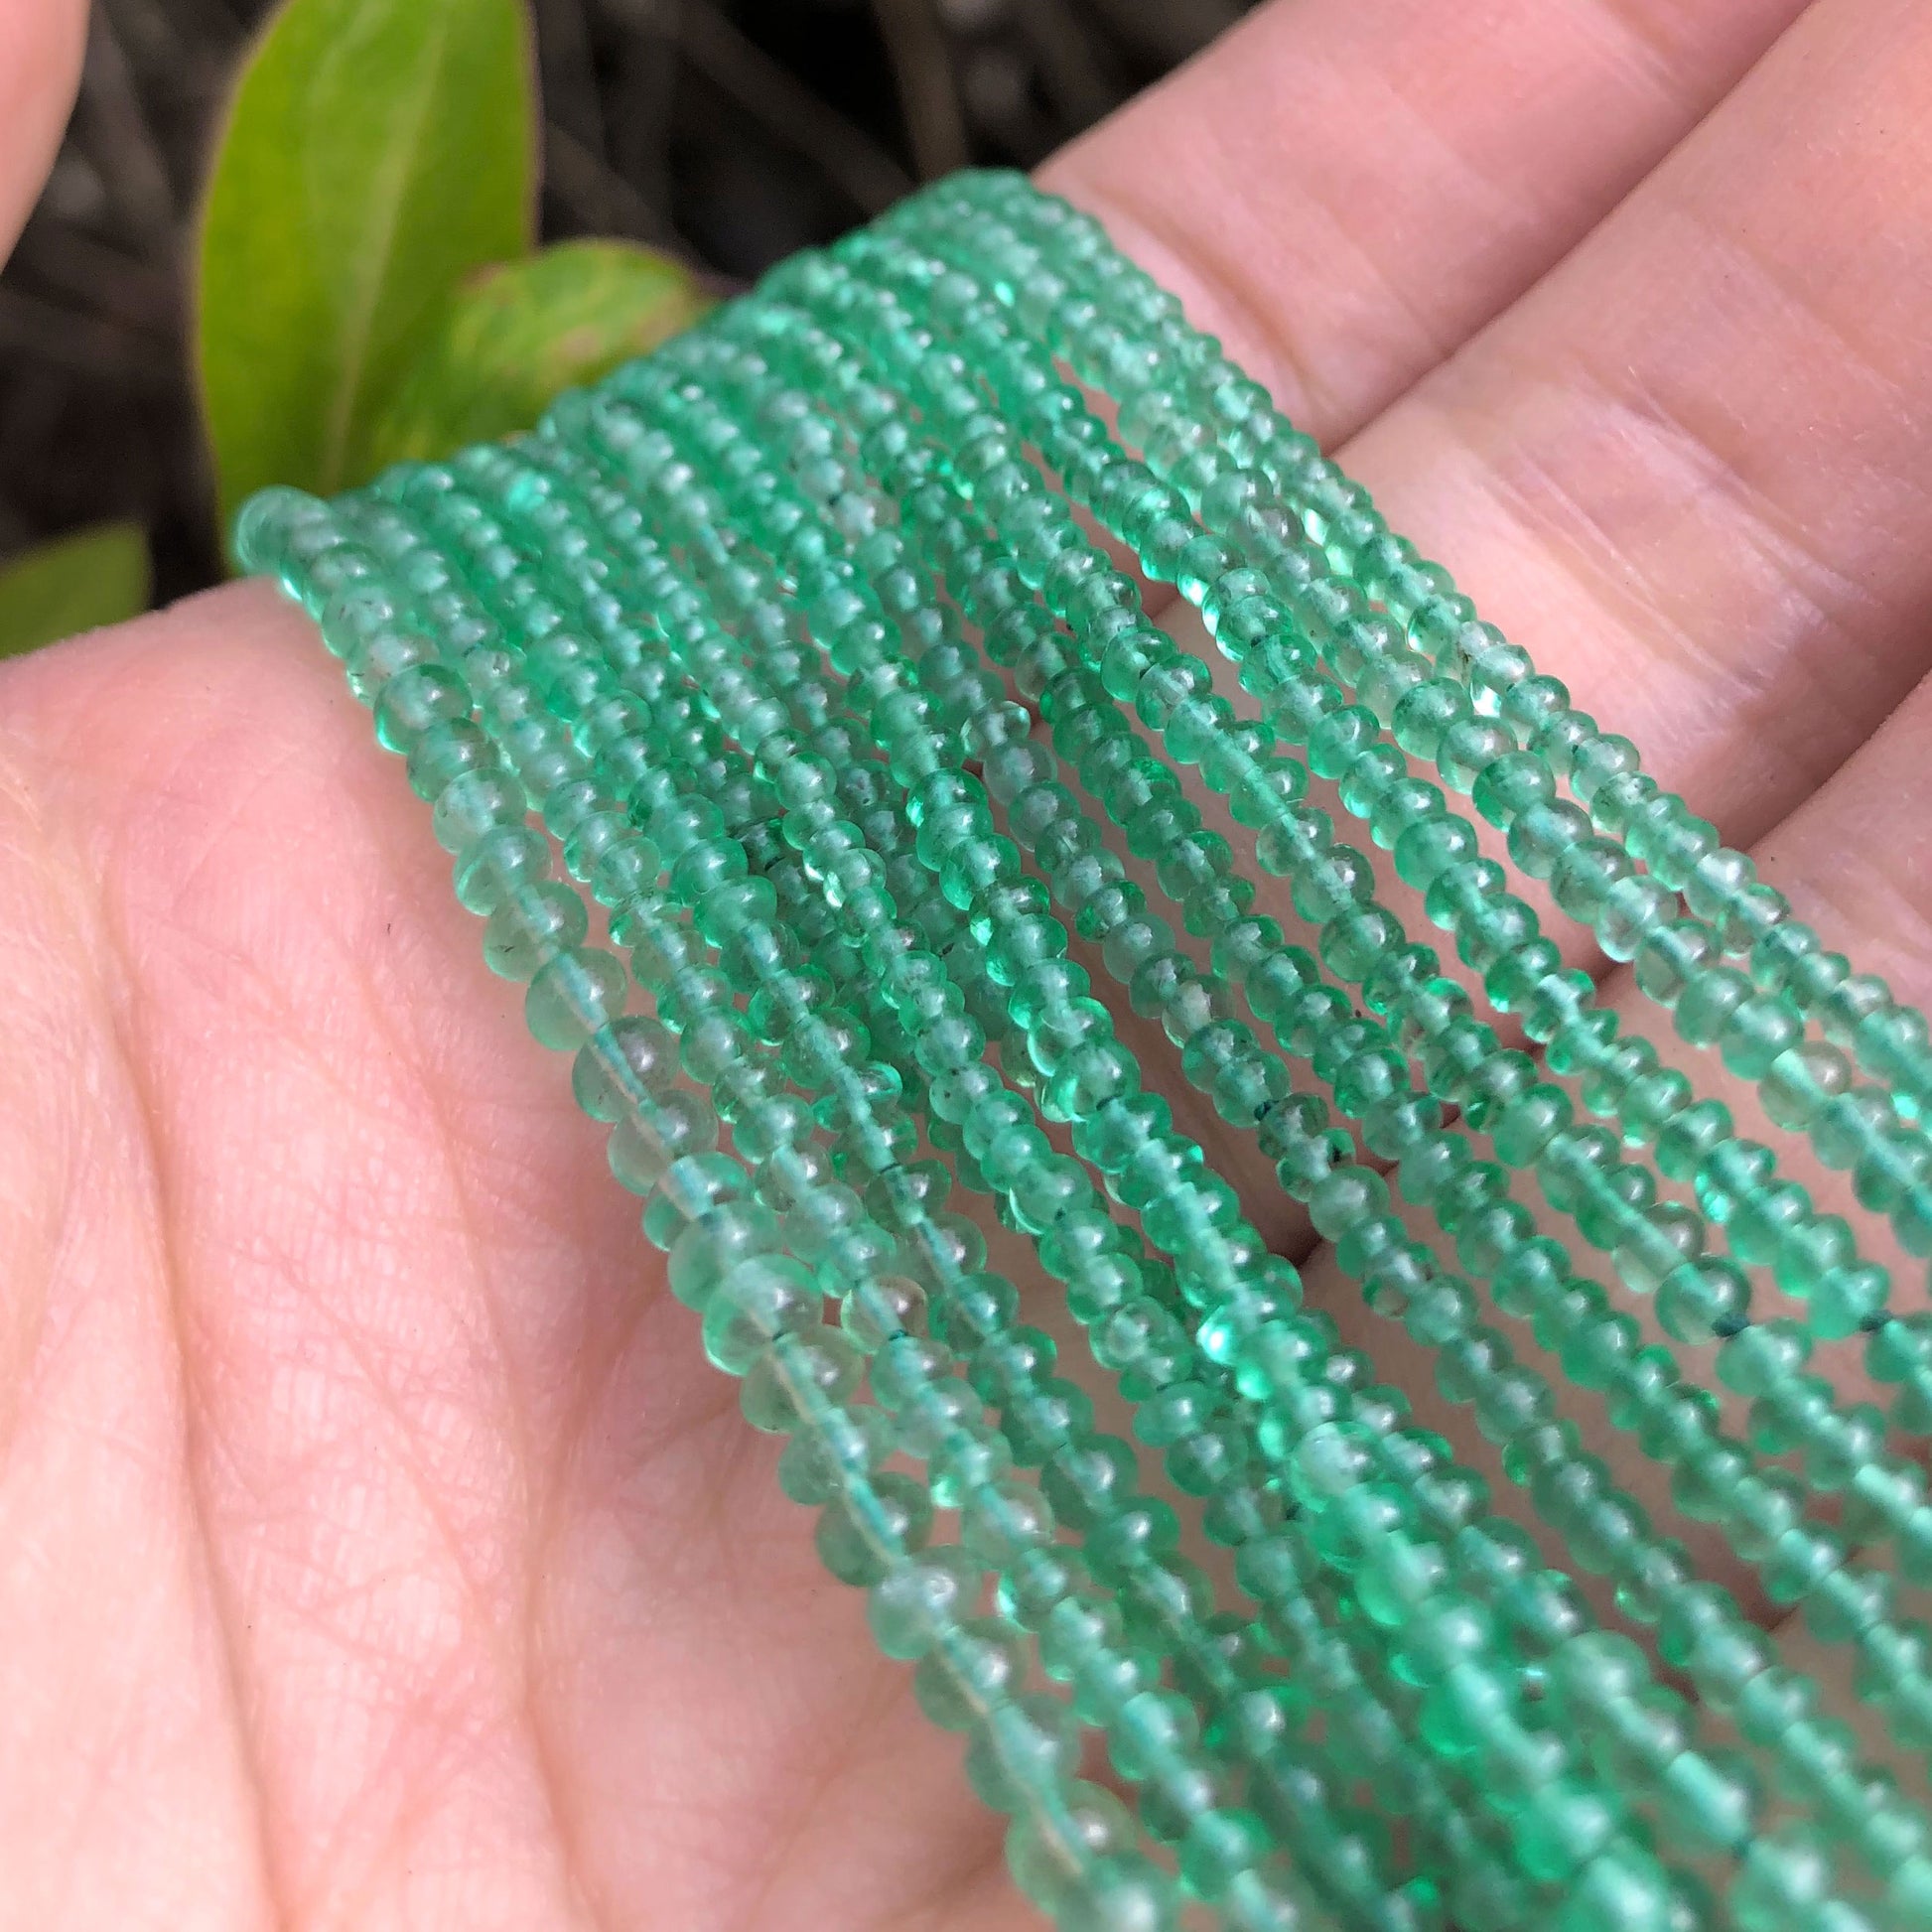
1744,668,1932,1009
1042,0,1813,446
1332,0,1932,859
0,0,87,262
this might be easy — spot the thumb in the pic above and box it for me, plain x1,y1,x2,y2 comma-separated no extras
0,0,89,265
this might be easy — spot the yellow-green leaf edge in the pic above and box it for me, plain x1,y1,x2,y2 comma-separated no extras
366,238,712,472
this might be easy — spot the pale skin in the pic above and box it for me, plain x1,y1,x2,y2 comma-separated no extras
6,0,1932,1923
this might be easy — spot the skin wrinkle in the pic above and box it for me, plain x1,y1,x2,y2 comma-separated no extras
522,1264,780,1928
519,1504,617,1932
220,1298,572,1932
56,612,590,1929
1814,833,1932,989
532,1329,824,1918
717,1604,996,1932
1409,368,1863,768
139,944,516,1659
342,783,546,1535
179,1237,486,1924
724,1680,901,1932
0,1021,64,1452
334,811,621,1932
896,1858,1037,1932
1,713,287,1929
1586,0,1756,91
1387,328,1918,824
1626,192,1932,537
303,1651,522,1932
545,1258,697,1494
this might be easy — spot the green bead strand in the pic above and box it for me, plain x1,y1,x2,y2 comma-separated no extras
935,173,1932,1341
232,169,1932,1932
824,207,1932,1765
579,336,1746,1916
249,486,1196,1932
413,450,1420,1932
683,260,1900,1869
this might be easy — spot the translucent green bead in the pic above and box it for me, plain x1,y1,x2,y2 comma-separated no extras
1884,1857,1932,1932
525,944,626,1048
963,1689,1082,1814
1056,1857,1181,1932
1658,1747,1758,1855
1506,800,1588,882
1729,1825,1835,1932
741,1325,864,1431
1513,1778,1617,1882
909,1612,1024,1730
1655,1257,1749,1344
1553,1846,1677,1932
667,1199,780,1310
815,1471,932,1586
483,879,588,979
869,1544,981,1659
701,1253,822,1373
1006,1781,1139,1908
453,821,550,913
643,1151,747,1249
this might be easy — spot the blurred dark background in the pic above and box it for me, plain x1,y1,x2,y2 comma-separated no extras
0,0,1253,605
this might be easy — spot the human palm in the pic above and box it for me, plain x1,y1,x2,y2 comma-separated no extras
7,0,1932,1923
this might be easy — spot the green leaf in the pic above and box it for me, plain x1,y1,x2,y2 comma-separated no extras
365,239,711,471
196,0,536,533
0,522,152,660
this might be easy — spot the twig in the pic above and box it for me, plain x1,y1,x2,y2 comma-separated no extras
544,118,689,252
677,5,916,216
10,222,177,337
597,0,681,227
98,0,243,78
535,0,609,162
0,287,177,389
75,5,179,266
870,0,969,182
1078,0,1243,66
1013,0,1120,129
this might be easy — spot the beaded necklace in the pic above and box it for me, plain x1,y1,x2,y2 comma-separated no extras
237,172,1932,1932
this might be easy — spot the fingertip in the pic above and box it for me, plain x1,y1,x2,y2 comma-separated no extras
0,0,90,264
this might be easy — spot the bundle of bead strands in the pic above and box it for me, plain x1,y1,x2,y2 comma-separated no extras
234,169,1932,1932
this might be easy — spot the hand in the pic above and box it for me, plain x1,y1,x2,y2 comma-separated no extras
3,1,1923,1923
